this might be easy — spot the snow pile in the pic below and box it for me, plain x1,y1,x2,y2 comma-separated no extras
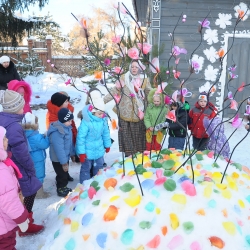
40,149,250,250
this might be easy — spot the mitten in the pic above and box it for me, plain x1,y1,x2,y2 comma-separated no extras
62,163,69,172
155,122,169,131
79,154,87,163
18,219,29,232
105,148,110,153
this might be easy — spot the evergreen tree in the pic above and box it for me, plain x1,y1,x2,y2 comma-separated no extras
0,0,49,46
14,51,45,78
32,12,68,55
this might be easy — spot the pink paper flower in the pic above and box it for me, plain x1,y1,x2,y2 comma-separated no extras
115,79,125,89
174,71,181,79
113,66,123,74
232,114,242,128
88,104,93,111
137,42,152,55
104,58,111,66
155,82,168,94
191,60,200,73
138,109,144,120
228,91,233,100
65,79,71,85
129,93,135,97
150,57,160,73
238,82,245,92
51,64,54,68
166,110,176,122
172,46,187,56
111,35,121,44
114,94,121,104
198,19,210,28
127,48,139,59
229,72,238,79
230,99,238,110
47,59,50,63
164,95,171,104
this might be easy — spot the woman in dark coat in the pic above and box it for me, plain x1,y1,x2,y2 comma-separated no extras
0,55,20,90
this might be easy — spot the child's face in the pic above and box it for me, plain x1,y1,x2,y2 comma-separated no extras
61,99,69,108
198,99,207,108
3,135,8,150
153,96,161,106
94,111,104,118
171,105,177,110
64,119,72,126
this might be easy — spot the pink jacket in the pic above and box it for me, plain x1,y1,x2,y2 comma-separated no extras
8,80,32,113
0,159,28,239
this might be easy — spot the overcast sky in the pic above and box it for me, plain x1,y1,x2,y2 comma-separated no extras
22,0,134,34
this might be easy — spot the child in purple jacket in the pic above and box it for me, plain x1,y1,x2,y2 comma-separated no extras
0,90,44,236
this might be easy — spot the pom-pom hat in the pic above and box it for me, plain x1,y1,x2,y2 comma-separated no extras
198,92,208,102
0,90,25,113
0,55,10,64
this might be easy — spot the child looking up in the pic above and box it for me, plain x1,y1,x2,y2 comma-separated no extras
47,108,75,197
188,92,217,151
0,126,29,249
22,112,50,198
76,90,111,183
144,89,168,151
0,90,44,236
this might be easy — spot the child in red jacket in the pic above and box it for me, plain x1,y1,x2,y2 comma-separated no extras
0,126,29,249
188,92,217,151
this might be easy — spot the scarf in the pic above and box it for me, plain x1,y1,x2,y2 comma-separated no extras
124,71,146,111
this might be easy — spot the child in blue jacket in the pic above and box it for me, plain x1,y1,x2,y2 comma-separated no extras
22,112,50,198
47,108,75,197
76,90,111,183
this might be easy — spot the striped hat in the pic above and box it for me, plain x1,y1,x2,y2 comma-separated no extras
0,90,25,113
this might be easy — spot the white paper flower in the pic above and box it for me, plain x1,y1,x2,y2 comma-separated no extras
204,65,219,81
203,46,219,63
204,29,219,45
215,13,232,29
234,2,249,21
199,81,216,96
190,54,204,73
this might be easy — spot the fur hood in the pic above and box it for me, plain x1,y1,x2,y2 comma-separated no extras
8,80,32,103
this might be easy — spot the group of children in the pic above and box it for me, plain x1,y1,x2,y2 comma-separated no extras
143,89,231,159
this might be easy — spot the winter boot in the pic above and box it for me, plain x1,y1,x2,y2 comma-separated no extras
18,212,44,237
36,186,51,199
57,186,72,197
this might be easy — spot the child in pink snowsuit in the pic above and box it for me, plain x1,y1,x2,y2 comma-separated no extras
0,126,29,249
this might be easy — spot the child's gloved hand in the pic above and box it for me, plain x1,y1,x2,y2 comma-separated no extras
62,163,69,172
79,154,86,163
155,122,169,131
18,218,29,232
105,148,110,153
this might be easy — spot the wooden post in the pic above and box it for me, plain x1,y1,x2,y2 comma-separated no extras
46,35,53,72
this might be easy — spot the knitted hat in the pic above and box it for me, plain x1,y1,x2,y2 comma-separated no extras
0,90,25,113
0,126,7,161
198,92,208,102
22,112,36,124
89,89,105,112
0,55,10,64
51,92,68,107
58,108,74,123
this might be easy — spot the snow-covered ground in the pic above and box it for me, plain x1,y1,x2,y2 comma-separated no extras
15,73,250,249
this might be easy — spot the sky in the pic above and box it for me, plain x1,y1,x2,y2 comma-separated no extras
21,0,134,35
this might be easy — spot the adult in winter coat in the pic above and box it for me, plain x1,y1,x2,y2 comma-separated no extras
0,90,44,236
144,88,168,151
188,92,217,151
104,60,151,156
0,126,29,249
0,55,20,90
76,103,111,183
8,79,32,113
